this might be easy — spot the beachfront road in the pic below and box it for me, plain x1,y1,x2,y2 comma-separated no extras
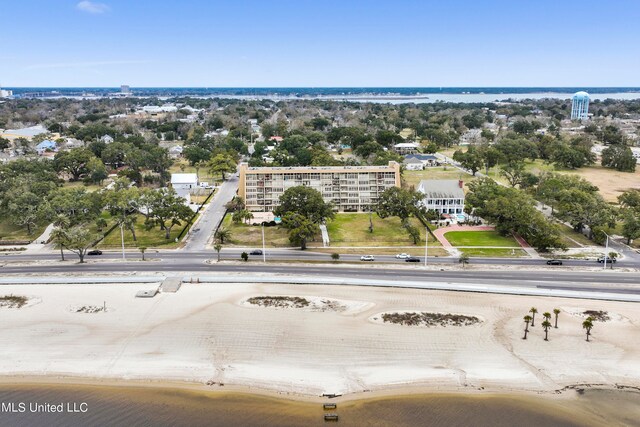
1,255,640,298
4,248,640,268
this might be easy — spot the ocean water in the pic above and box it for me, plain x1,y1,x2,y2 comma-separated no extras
1,384,637,427
5,87,640,103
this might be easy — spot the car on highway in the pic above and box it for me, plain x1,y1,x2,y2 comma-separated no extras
360,255,375,261
395,253,411,259
546,259,563,265
405,257,421,262
249,250,263,256
597,256,616,263
87,250,103,256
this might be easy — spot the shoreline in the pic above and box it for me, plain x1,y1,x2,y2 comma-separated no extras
2,374,636,403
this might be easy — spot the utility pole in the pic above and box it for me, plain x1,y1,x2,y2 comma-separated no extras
603,232,610,270
120,223,126,260
262,223,266,263
424,227,428,268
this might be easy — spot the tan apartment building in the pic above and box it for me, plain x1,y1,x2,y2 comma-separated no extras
238,161,401,212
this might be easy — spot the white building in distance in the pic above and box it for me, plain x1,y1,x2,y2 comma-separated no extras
417,179,466,215
571,91,590,121
170,173,199,203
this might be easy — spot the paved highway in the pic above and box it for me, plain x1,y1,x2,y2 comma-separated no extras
2,256,640,292
3,247,639,269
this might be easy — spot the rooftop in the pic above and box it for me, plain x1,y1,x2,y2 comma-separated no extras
170,173,198,184
405,154,438,161
417,179,465,199
241,161,399,172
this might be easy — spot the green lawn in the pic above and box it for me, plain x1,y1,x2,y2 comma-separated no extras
444,230,519,247
460,248,528,257
311,247,450,256
556,224,598,247
220,215,308,248
0,220,48,242
327,213,437,247
221,213,434,249
98,213,193,249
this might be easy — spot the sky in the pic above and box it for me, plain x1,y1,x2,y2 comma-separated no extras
1,0,639,87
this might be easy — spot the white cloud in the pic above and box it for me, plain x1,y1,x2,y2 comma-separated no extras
76,1,110,14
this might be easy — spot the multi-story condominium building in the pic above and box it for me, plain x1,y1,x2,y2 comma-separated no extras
417,179,466,215
238,162,401,212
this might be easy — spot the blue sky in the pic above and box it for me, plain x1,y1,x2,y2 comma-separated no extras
1,0,639,87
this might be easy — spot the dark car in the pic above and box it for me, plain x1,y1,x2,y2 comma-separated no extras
546,259,562,265
405,257,421,262
87,250,103,256
249,250,263,256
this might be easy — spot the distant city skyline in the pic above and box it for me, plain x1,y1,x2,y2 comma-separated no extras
1,0,639,87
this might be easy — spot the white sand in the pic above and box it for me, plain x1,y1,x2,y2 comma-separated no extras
0,282,639,396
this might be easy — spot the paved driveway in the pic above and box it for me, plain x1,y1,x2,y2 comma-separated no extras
182,175,239,251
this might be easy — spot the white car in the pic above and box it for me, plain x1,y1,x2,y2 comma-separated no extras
360,255,375,262
395,253,410,259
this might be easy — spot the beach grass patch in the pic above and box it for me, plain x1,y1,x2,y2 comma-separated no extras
247,296,310,309
381,311,481,327
0,295,28,309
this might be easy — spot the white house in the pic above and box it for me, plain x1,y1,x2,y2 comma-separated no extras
142,105,178,114
392,142,420,155
170,173,198,203
169,145,183,158
417,179,466,215
403,154,439,170
100,134,114,144
403,157,425,170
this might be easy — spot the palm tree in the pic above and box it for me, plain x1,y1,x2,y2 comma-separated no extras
214,242,222,262
51,215,70,261
553,308,561,328
542,320,552,341
529,307,538,327
543,312,551,323
458,254,470,269
138,246,147,261
583,317,594,342
50,227,68,261
523,315,532,340
215,227,232,244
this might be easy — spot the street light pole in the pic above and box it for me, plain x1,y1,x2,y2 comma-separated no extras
262,223,266,263
120,223,126,260
424,227,428,268
603,232,609,270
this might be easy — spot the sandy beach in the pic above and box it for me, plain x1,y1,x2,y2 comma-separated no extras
1,282,639,398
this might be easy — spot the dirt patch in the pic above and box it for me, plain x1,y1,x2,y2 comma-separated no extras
376,311,482,327
568,165,640,202
583,310,610,322
0,295,28,309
